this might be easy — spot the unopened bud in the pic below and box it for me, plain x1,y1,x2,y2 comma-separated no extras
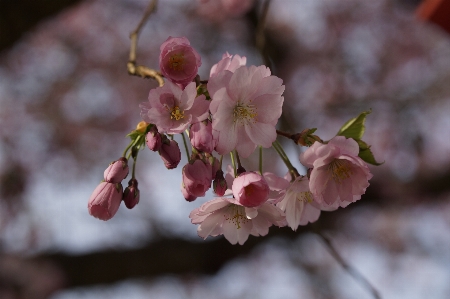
88,182,123,221
146,126,162,151
181,183,197,202
123,179,140,209
104,157,129,183
159,139,181,169
213,169,227,196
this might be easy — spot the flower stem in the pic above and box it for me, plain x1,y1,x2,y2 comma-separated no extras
181,132,190,160
122,140,135,157
272,140,299,180
259,146,263,175
230,151,237,177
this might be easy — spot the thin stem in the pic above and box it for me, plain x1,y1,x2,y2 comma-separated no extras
219,155,223,169
132,150,138,179
230,152,237,177
181,132,190,161
122,140,135,158
259,146,263,175
272,140,299,179
317,232,381,299
276,129,293,139
127,0,164,86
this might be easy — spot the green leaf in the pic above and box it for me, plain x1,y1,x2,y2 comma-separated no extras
336,110,371,140
356,140,383,166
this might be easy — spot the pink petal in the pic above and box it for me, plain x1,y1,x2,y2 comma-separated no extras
245,121,277,148
329,136,359,156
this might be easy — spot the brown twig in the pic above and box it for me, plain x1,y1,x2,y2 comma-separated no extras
317,232,382,299
127,0,164,87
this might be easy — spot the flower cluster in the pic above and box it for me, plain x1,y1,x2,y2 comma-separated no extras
88,36,379,245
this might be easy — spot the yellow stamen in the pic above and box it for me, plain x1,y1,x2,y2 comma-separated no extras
297,191,314,203
233,103,257,124
329,159,352,183
168,54,185,71
170,106,184,120
225,205,248,229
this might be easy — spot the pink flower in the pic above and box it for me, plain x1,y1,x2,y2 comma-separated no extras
140,81,209,135
189,120,216,153
88,182,123,221
123,179,140,209
210,52,247,77
145,126,162,151
182,159,213,198
103,157,128,183
159,36,201,85
300,136,373,207
276,176,321,231
208,65,285,158
232,172,269,207
159,139,181,169
189,197,284,245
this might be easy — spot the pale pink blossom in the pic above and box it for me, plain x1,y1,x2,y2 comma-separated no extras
300,136,373,207
159,139,181,169
123,179,140,209
208,65,284,158
189,197,284,245
140,81,209,134
210,52,247,77
103,157,128,183
189,120,216,153
276,176,321,231
182,159,213,198
159,36,201,85
88,182,123,221
232,172,269,207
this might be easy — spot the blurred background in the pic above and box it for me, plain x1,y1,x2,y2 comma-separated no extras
1,0,450,298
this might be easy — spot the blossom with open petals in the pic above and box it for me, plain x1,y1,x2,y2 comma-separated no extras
208,65,284,158
140,81,209,134
159,36,201,85
210,52,246,77
189,197,284,245
300,136,373,207
276,176,321,231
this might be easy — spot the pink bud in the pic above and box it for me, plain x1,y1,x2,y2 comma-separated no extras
88,182,123,221
123,179,140,209
181,184,197,202
189,120,216,153
159,139,181,169
182,159,213,198
213,169,227,196
232,172,269,207
159,36,201,86
103,157,129,183
146,127,162,151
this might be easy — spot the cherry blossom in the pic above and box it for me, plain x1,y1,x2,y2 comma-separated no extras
276,176,321,231
182,159,213,198
159,36,201,86
232,171,270,207
208,65,285,158
210,52,246,77
140,81,209,134
300,136,373,207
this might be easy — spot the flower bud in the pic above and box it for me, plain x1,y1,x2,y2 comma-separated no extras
213,169,227,196
159,139,181,169
123,179,140,209
88,182,123,221
104,157,129,183
182,159,213,198
181,184,197,202
232,172,269,207
189,120,215,153
159,36,201,86
146,126,162,151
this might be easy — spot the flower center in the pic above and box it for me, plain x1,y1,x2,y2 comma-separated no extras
297,191,314,203
225,205,248,229
170,106,184,120
329,159,352,183
233,103,257,124
168,54,185,71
